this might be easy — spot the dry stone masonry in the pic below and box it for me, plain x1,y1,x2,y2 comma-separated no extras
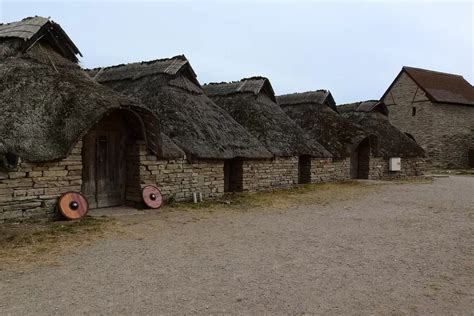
383,71,474,169
0,142,83,221
126,142,224,203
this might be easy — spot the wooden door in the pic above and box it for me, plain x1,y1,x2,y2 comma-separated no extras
82,113,126,209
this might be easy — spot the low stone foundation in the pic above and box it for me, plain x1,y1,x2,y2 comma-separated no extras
327,158,351,181
368,157,425,180
0,142,83,221
126,143,225,203
1,139,426,222
310,158,337,183
241,157,299,191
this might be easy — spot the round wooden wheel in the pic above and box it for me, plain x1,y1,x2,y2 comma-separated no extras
58,192,89,220
142,185,163,209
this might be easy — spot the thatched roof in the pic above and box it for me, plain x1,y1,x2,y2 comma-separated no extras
277,91,371,158
0,18,177,163
338,99,389,116
88,57,272,160
203,78,331,158
0,16,82,62
338,100,425,158
382,66,474,106
203,76,277,102
160,133,185,158
276,90,337,112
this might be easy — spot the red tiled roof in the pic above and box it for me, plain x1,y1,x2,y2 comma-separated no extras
403,67,474,106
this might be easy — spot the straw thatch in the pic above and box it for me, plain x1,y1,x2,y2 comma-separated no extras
338,100,425,158
203,77,331,158
277,91,372,158
0,16,82,62
89,57,272,160
277,90,338,112
0,17,174,163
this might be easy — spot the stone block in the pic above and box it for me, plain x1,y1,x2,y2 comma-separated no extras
43,170,68,177
8,172,27,179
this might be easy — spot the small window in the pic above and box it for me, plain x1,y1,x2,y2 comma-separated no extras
412,107,416,116
0,152,19,171
404,133,416,141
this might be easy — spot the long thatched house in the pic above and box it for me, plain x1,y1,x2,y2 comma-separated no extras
277,90,378,180
88,57,273,197
381,66,474,169
0,17,187,220
338,100,425,178
203,77,332,189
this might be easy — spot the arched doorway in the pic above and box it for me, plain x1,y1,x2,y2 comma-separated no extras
81,109,151,209
350,138,370,179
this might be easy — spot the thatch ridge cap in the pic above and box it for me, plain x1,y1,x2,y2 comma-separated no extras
338,100,389,116
277,90,331,102
86,54,200,86
203,76,275,102
87,54,189,72
204,76,269,86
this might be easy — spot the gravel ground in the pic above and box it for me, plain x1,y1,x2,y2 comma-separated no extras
0,176,472,315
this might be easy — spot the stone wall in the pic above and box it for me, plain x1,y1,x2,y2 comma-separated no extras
127,142,225,203
241,157,299,191
367,157,425,180
383,72,474,169
327,158,351,181
1,142,83,221
1,139,426,222
310,158,339,183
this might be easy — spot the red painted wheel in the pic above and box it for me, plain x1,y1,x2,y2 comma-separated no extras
58,192,89,220
142,185,163,209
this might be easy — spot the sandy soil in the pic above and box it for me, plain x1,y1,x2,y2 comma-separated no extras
0,176,472,315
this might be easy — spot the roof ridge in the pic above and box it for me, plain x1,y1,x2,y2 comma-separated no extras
0,16,49,27
403,66,464,78
88,54,188,71
278,89,329,97
241,76,268,82
204,76,267,87
338,100,380,107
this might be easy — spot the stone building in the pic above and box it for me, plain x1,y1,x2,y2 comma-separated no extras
0,17,173,220
338,101,426,178
203,77,332,189
381,66,474,169
277,90,378,180
88,58,273,198
0,17,270,221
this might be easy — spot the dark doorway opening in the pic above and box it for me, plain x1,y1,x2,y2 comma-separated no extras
350,138,370,179
298,155,311,184
224,159,243,192
82,110,144,209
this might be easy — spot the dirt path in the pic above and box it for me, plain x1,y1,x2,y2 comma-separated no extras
0,177,472,315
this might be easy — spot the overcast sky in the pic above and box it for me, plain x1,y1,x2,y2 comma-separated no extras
1,0,472,104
